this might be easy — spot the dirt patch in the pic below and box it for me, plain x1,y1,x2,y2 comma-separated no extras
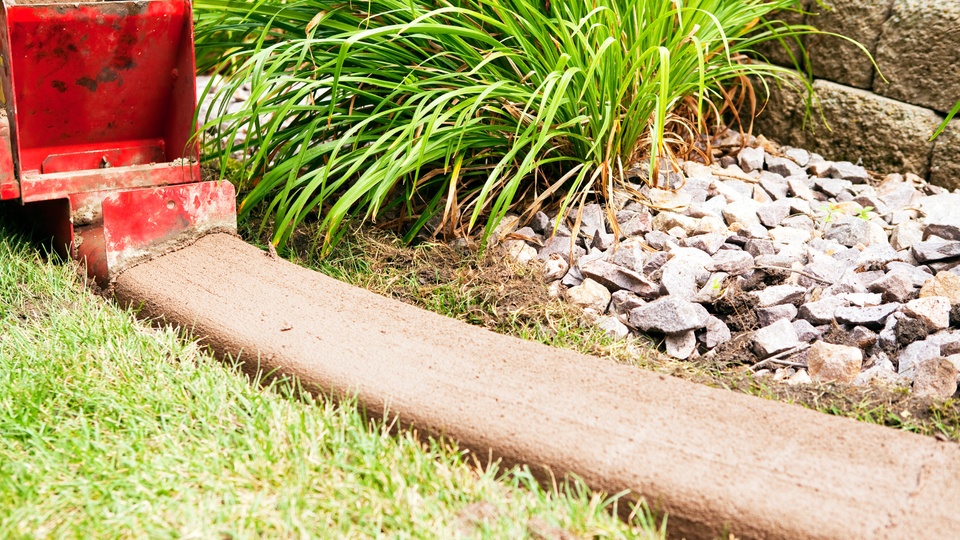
821,322,859,348
710,333,757,366
895,317,928,347
711,290,759,333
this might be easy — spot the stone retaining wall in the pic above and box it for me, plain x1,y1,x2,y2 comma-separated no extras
751,0,959,188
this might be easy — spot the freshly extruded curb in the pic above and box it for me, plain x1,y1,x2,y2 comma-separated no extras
113,234,960,540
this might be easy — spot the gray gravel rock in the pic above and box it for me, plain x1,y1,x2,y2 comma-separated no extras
855,243,901,271
867,270,916,303
824,217,870,247
597,316,630,341
798,296,850,325
707,251,754,275
722,199,762,227
815,177,853,198
752,318,799,358
834,303,901,327
607,239,646,273
758,304,798,326
576,203,606,240
827,161,870,183
757,201,790,228
749,285,807,307
766,155,805,178
610,290,645,315
664,330,698,359
759,173,790,200
657,259,699,301
780,214,815,232
539,235,586,264
681,232,726,255
737,146,764,172
617,210,652,237
745,239,776,258
641,251,670,275
911,241,960,263
644,230,674,251
885,261,933,288
628,297,709,334
581,259,659,297
792,319,822,342
705,315,732,349
531,211,550,233
898,340,941,380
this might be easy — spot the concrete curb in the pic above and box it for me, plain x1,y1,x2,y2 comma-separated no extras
114,234,960,540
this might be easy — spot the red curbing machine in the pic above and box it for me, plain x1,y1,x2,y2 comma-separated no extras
0,0,235,284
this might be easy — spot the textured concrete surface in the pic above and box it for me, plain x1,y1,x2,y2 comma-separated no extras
873,0,960,113
114,233,960,540
931,119,960,191
804,0,891,89
752,74,942,178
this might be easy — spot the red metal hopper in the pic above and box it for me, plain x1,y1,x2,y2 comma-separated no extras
0,0,235,283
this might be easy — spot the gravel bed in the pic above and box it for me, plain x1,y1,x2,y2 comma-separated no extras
495,131,960,399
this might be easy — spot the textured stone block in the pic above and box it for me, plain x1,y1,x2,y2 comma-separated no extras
749,69,808,148
930,119,960,191
872,0,960,113
751,3,810,68
804,0,892,89
790,80,940,176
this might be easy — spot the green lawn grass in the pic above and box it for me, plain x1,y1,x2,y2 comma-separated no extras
0,221,664,539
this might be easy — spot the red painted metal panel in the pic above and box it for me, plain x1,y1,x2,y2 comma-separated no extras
42,143,165,174
0,5,17,200
6,0,193,172
20,161,200,203
101,181,236,277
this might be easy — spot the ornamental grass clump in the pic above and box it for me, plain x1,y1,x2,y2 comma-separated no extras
195,0,816,253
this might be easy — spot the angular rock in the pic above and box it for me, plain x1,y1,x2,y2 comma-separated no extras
759,173,790,201
590,231,617,251
704,315,732,349
581,259,659,297
792,319,822,343
855,243,900,271
919,271,960,304
769,227,812,244
652,212,699,235
607,239,647,274
628,297,709,334
749,285,807,308
911,241,960,263
574,203,606,240
898,340,941,380
618,210,652,237
752,318,799,358
781,214,815,232
610,291,645,317
681,232,726,255
834,303,901,327
721,199,763,228
531,211,550,233
757,201,791,228
658,260,699,301
808,341,863,383
902,297,951,333
565,278,611,313
665,330,698,360
827,162,870,184
744,239,776,258
707,251,754,275
542,253,569,282
798,296,850,325
766,155,805,178
787,369,813,386
824,217,869,247
504,240,538,264
561,264,584,287
694,272,729,304
597,316,630,341
814,177,853,198
788,176,816,201
758,304,798,327
737,146,765,172
538,235,586,264
867,270,916,304
850,326,878,349
644,231,675,251
913,357,959,399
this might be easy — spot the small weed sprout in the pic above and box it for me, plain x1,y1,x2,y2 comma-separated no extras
855,206,874,220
